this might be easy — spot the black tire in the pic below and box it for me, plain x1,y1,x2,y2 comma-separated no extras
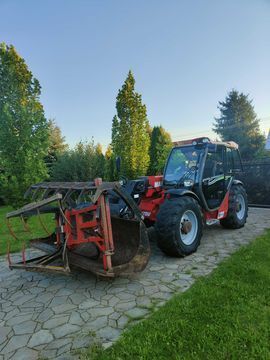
220,184,248,229
155,197,203,257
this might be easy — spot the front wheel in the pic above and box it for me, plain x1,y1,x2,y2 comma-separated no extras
155,197,203,257
220,184,248,229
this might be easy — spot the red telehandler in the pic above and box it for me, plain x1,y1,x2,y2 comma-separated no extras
7,137,248,277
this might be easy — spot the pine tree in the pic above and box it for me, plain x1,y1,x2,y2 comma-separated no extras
0,43,49,206
111,71,150,178
47,119,68,159
46,119,68,175
148,126,172,175
213,90,265,159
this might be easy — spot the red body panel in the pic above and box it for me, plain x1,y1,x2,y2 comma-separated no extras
217,190,230,219
139,176,230,223
139,176,165,222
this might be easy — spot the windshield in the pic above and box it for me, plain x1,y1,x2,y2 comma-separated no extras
164,146,203,185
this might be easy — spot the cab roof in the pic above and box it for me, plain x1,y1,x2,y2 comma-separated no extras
173,137,239,149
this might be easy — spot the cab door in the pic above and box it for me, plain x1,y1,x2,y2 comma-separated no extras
225,147,243,175
202,145,226,209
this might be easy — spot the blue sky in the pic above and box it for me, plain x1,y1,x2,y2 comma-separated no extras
1,0,270,149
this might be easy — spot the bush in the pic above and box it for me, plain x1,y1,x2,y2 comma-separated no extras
51,140,105,182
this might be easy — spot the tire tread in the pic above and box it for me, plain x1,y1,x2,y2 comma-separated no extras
220,184,248,229
156,197,202,257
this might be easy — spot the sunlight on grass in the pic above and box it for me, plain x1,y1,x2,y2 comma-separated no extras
0,206,55,256
84,230,270,360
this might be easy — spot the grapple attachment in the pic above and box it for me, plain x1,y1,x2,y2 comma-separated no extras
6,181,150,277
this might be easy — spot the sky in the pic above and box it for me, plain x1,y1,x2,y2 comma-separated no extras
0,0,270,149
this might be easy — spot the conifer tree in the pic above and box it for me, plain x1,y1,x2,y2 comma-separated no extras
111,71,150,178
213,90,265,159
148,126,172,175
46,119,68,176
47,119,68,161
51,140,105,181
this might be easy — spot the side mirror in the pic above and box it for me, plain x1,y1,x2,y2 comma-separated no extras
116,156,121,173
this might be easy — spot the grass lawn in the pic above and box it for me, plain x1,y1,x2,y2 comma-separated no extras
85,230,270,360
0,205,55,256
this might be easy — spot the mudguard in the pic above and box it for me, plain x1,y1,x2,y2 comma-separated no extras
165,188,201,203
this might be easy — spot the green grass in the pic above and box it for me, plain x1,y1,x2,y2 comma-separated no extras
0,205,55,255
84,230,270,360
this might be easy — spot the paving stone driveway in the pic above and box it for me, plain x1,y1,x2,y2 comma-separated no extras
0,207,269,360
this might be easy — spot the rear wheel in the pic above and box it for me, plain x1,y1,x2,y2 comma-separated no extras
156,197,203,257
220,184,248,229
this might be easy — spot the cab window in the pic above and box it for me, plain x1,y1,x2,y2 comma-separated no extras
203,145,224,179
226,148,234,173
226,148,242,173
232,149,242,171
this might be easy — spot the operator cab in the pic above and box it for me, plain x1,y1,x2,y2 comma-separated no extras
163,137,243,210
163,145,203,189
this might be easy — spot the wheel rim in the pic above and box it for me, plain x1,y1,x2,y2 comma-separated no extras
180,210,198,246
236,194,246,220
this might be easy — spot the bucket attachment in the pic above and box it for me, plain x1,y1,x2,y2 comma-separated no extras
6,180,150,277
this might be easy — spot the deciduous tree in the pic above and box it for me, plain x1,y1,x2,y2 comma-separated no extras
104,145,117,181
0,43,49,206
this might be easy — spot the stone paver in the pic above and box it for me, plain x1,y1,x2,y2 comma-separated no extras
28,330,53,348
0,208,269,359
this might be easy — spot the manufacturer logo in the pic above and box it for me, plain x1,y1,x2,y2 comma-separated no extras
142,211,151,217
